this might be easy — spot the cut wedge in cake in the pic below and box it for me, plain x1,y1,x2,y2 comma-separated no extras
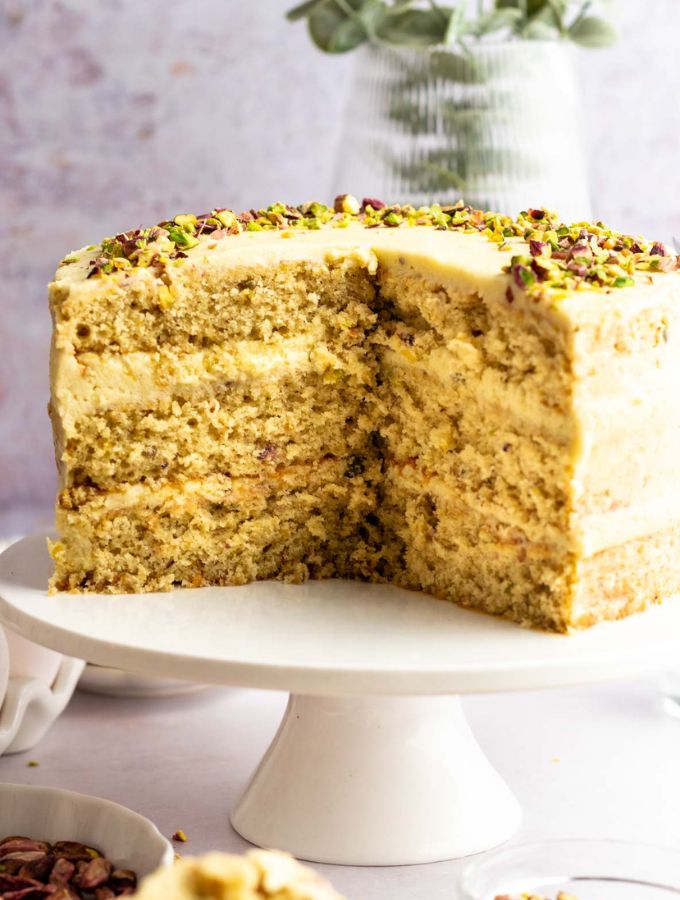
48,197,680,632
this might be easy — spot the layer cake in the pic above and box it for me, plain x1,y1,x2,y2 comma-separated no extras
48,197,680,632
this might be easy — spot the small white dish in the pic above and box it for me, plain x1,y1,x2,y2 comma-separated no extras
0,783,174,877
0,535,83,756
0,623,84,756
459,838,680,899
0,538,62,687
0,654,85,754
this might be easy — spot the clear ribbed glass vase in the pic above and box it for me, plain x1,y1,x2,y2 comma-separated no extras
334,41,591,221
659,668,680,718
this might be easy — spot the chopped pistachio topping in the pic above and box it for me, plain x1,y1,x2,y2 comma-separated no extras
502,207,677,298
86,197,678,298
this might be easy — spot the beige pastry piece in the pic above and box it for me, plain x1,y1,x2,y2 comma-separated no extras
135,850,344,900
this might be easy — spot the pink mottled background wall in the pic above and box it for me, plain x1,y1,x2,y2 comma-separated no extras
1,0,679,536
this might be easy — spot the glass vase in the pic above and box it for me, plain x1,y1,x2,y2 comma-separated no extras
334,41,591,221
659,668,680,719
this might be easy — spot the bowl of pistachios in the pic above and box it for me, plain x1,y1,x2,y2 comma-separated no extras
0,783,173,898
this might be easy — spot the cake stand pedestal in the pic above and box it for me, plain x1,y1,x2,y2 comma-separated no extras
231,693,519,864
1,534,678,866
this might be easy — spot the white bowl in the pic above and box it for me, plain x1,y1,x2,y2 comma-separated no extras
0,539,83,757
0,655,85,755
0,539,85,755
0,536,64,685
0,783,174,877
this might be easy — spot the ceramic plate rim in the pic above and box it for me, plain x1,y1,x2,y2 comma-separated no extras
1,534,678,696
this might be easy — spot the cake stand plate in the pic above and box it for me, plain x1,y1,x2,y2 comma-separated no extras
1,534,679,866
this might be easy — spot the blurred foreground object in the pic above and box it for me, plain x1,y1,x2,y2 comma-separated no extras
136,850,344,900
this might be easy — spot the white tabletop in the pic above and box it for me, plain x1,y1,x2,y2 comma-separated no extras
0,677,678,899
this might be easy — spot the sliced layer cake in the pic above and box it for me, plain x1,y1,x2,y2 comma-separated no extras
48,198,680,632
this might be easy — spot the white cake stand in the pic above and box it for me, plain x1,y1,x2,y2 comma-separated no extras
1,534,679,866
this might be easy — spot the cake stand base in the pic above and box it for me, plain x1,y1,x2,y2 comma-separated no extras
231,693,520,865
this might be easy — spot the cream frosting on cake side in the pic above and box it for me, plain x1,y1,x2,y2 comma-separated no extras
47,199,680,631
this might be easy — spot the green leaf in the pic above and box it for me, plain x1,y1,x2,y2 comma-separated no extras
523,18,559,38
526,0,549,13
546,0,569,16
387,97,435,135
375,9,448,47
472,7,522,36
359,0,389,35
528,3,562,29
390,144,536,195
287,0,617,54
308,0,370,53
429,50,483,82
328,16,369,51
429,48,519,84
386,87,519,137
569,14,618,46
496,0,564,18
440,97,516,135
286,0,325,22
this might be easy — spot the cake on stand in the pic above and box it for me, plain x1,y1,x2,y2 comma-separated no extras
1,533,678,866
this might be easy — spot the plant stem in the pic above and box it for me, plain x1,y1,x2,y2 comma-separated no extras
570,0,593,29
546,0,566,33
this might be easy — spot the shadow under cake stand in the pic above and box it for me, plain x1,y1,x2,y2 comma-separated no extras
1,534,678,866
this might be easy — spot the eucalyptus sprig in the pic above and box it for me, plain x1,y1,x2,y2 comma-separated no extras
286,0,618,52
